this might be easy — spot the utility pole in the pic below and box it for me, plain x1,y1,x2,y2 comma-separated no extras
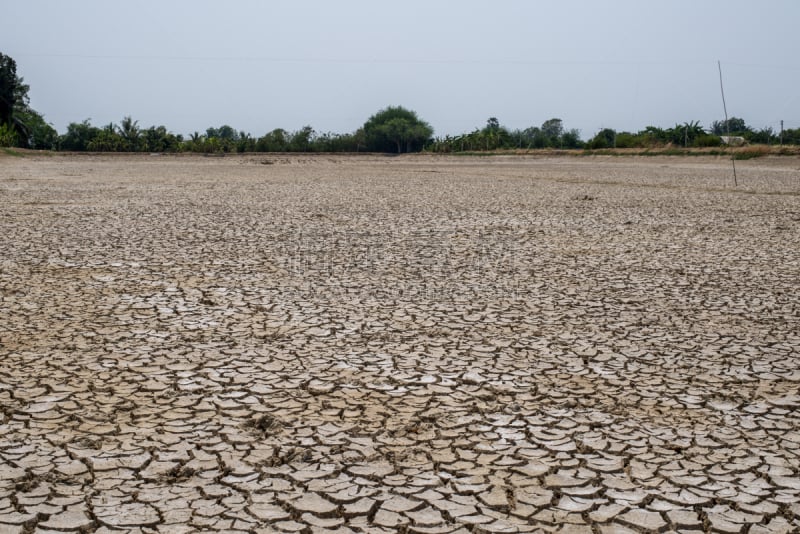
718,60,737,186
780,120,784,146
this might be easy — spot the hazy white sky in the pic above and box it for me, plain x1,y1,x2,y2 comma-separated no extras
4,0,799,139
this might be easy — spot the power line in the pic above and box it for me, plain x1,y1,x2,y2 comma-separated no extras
19,53,800,71
15,53,723,67
723,61,800,72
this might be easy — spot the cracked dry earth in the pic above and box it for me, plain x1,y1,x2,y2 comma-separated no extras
0,153,799,534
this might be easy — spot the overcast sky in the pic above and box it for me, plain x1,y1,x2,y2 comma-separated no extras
4,0,799,139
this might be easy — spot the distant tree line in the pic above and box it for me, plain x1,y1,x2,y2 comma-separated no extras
430,117,799,152
3,52,800,154
21,107,433,154
53,106,434,154
45,114,800,155
584,119,793,149
428,117,583,152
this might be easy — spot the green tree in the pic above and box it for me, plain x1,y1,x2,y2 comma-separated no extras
540,118,564,147
588,128,616,149
142,125,182,152
312,131,363,152
204,125,239,152
363,106,433,153
666,121,704,146
638,126,667,146
182,131,205,152
235,130,254,153
119,116,141,151
255,128,288,152
206,125,238,142
0,53,17,127
522,126,547,148
613,132,638,149
87,127,124,151
561,128,583,149
288,126,315,152
0,123,16,147
59,120,101,151
480,117,511,150
711,117,750,135
782,127,800,145
0,52,58,149
0,53,25,147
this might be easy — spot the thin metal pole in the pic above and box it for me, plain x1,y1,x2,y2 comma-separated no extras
718,60,737,186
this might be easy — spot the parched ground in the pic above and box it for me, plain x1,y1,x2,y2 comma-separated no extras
0,153,799,533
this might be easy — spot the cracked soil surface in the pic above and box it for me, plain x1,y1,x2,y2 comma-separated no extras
0,153,799,533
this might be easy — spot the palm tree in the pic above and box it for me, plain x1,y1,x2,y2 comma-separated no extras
119,116,140,152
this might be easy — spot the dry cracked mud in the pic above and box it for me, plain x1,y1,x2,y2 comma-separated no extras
0,152,799,533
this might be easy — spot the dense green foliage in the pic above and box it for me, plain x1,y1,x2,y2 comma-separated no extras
711,117,748,135
592,122,719,149
585,118,794,149
0,53,16,127
362,106,433,153
0,52,58,148
3,52,799,154
429,118,584,152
